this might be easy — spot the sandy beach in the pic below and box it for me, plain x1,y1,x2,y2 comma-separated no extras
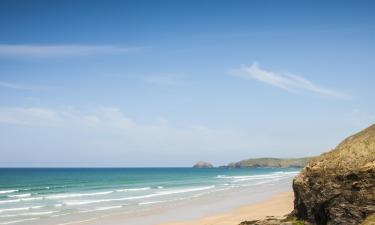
62,176,295,225
65,191,294,225
160,192,294,225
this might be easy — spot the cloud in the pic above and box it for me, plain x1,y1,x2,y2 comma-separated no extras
235,63,350,99
0,107,135,128
0,107,62,126
0,106,253,153
0,81,45,91
0,44,139,57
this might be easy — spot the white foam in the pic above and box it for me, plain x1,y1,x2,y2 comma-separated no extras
139,200,167,205
216,171,298,183
64,186,215,206
0,199,20,204
0,196,43,204
79,205,123,213
0,211,57,218
156,186,215,195
46,191,113,199
0,190,18,194
0,206,43,213
97,205,122,211
8,193,31,198
116,187,150,192
19,197,43,202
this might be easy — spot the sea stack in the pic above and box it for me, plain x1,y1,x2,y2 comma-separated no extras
193,161,214,168
293,124,375,225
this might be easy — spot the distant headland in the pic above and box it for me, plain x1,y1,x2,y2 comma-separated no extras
193,157,313,168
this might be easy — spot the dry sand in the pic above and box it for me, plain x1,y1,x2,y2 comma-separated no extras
159,192,294,225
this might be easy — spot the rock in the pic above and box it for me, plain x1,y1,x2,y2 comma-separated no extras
293,124,375,225
193,161,213,168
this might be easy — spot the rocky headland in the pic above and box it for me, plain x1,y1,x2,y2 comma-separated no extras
223,157,313,168
293,124,375,225
239,124,375,225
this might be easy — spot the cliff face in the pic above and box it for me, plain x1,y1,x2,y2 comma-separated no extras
224,157,313,168
293,124,375,225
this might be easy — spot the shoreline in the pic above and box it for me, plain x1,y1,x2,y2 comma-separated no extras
4,171,298,225
159,192,294,225
64,179,294,225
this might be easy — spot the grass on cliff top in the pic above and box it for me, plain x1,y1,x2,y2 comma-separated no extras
282,215,306,225
361,213,375,225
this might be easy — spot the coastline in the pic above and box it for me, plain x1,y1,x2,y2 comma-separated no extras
62,176,295,225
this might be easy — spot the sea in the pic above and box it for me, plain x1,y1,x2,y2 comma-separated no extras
0,168,299,225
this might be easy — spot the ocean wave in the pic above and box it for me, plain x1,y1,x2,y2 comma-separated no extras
0,196,45,204
156,186,215,195
0,199,20,204
19,197,43,202
216,172,298,182
46,191,113,200
64,185,215,206
8,193,31,198
0,206,43,213
273,171,299,175
95,205,122,211
138,200,167,205
216,174,278,179
81,205,123,213
116,187,150,192
0,190,18,195
0,210,57,218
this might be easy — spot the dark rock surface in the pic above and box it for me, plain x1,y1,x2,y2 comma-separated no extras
293,124,375,225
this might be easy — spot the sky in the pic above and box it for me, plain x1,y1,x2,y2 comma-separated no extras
0,0,374,167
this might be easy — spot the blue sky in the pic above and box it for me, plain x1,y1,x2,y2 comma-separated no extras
0,0,374,167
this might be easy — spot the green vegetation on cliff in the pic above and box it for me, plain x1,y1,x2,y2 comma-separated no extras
223,157,313,168
361,213,375,225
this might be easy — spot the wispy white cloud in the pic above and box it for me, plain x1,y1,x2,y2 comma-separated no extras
234,63,350,99
0,81,27,90
0,44,139,57
0,81,45,91
0,106,253,153
0,107,135,128
0,107,62,126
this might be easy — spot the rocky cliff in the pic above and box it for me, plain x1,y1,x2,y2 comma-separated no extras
293,124,375,225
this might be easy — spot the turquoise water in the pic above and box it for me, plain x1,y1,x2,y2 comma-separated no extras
0,168,299,225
